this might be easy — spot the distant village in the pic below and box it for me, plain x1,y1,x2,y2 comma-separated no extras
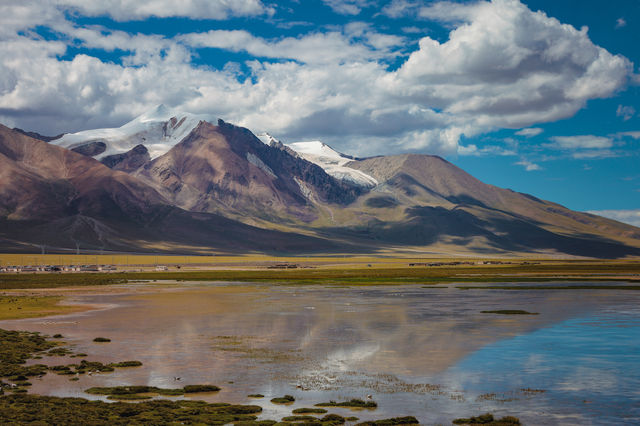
0,260,539,274
0,264,169,273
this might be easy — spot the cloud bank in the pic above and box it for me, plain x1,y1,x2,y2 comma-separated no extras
0,0,634,156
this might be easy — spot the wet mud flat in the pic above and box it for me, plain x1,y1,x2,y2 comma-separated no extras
1,281,638,424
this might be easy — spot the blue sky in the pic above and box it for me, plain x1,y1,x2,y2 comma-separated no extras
0,0,638,224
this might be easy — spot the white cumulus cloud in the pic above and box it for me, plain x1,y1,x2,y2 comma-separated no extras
617,105,636,121
617,131,640,140
322,0,375,15
515,128,543,137
179,28,403,65
550,136,613,149
515,159,541,171
394,0,632,133
56,0,274,20
587,210,640,227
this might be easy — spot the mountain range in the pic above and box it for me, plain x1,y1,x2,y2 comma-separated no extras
1,105,639,258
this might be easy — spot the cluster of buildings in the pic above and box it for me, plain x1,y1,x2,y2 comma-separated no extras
0,264,118,273
408,260,523,267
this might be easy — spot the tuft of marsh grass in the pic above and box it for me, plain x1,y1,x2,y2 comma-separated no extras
270,395,295,404
355,416,418,425
292,408,328,414
315,399,377,408
452,413,521,425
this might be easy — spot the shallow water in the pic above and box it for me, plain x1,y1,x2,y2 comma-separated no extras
1,282,638,425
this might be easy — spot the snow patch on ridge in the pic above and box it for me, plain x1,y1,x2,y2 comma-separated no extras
246,152,277,179
294,177,313,200
256,132,280,146
286,141,378,188
51,105,216,160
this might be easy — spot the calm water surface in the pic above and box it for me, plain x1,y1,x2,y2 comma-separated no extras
1,282,638,425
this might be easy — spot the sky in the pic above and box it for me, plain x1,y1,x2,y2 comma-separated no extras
0,0,639,225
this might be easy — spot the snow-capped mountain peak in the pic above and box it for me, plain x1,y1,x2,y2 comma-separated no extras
286,140,378,188
256,134,378,188
51,107,377,188
51,105,217,161
287,141,350,161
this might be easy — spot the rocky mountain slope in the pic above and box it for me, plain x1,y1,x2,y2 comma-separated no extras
2,108,639,257
0,124,340,254
133,119,362,224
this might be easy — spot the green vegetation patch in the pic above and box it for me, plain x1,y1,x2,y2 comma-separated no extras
69,360,114,373
46,347,73,356
321,414,347,424
293,408,328,414
282,415,322,422
271,394,295,404
452,413,521,425
0,394,262,424
183,384,221,393
107,394,152,401
248,393,264,398
0,328,57,379
315,399,377,408
276,414,347,425
480,310,538,315
0,274,128,290
0,296,82,320
49,359,144,376
85,384,220,398
92,337,111,342
356,417,419,425
108,361,142,368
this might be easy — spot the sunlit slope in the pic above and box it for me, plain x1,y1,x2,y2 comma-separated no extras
342,154,640,257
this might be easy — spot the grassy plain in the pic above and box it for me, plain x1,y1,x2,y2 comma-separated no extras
0,296,86,320
0,257,639,289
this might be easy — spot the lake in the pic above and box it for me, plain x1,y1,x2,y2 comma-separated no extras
1,282,638,425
